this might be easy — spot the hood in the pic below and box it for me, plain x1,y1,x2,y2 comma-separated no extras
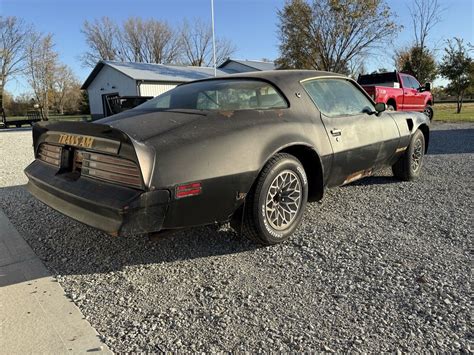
96,109,207,142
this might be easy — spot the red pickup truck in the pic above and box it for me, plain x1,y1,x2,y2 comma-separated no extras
358,71,434,120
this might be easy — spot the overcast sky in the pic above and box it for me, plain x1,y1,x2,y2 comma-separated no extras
2,0,473,95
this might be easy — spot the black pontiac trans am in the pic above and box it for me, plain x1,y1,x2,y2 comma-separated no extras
25,70,430,245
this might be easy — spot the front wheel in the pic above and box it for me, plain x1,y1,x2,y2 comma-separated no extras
239,153,308,245
392,129,425,181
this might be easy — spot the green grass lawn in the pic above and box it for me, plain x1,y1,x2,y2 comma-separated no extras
434,103,474,122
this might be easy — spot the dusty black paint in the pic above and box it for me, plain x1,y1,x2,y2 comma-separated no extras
24,70,430,236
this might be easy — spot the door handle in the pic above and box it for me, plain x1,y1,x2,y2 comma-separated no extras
331,128,342,136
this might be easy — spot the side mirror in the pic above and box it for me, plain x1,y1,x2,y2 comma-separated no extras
375,102,386,114
418,82,431,92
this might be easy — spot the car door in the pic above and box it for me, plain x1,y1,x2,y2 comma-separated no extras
407,76,425,111
302,78,400,187
400,74,418,110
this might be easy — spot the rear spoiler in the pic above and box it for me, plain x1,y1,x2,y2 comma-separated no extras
32,121,155,188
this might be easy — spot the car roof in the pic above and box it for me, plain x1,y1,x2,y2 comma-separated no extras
189,69,347,84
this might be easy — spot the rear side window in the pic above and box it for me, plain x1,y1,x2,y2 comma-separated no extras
136,79,288,111
357,72,398,86
302,78,374,118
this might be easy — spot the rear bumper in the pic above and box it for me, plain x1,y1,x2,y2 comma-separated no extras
25,161,170,236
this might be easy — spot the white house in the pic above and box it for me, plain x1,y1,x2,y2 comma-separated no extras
81,59,276,119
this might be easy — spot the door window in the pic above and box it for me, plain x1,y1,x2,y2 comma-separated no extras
408,76,421,89
400,75,412,88
302,78,375,117
401,75,420,89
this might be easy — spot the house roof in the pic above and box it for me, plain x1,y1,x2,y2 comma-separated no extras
218,59,276,72
81,60,228,89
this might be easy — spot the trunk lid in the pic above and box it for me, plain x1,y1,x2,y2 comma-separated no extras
97,109,205,142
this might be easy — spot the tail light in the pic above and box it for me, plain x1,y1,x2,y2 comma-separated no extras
38,143,62,167
77,151,143,189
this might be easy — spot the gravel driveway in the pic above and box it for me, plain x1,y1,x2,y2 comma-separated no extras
0,122,472,352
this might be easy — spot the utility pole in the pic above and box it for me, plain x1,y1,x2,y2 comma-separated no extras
211,0,217,77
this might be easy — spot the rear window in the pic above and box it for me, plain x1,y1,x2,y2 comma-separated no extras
357,72,399,87
136,79,288,111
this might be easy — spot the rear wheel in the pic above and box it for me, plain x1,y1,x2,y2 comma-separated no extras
387,104,396,111
239,153,308,245
424,105,434,121
392,129,425,181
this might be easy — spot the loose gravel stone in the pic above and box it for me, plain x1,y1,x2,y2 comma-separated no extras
0,122,472,352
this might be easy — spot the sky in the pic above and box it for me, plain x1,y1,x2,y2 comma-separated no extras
2,0,473,96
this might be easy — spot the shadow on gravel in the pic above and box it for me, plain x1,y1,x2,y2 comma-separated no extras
349,175,399,186
428,129,474,155
0,185,258,284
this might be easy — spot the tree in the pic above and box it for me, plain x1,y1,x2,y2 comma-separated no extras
275,0,315,69
81,17,234,68
409,0,442,51
5,92,34,116
52,64,80,115
395,45,437,83
0,16,31,112
81,17,118,67
25,32,58,120
117,18,181,64
276,0,400,74
439,38,473,114
180,19,236,67
394,0,442,84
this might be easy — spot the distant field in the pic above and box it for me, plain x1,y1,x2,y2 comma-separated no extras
434,103,474,122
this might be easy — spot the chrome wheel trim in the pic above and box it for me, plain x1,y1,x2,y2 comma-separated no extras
265,170,302,231
412,138,423,171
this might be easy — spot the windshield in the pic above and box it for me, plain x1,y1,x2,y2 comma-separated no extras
135,79,288,111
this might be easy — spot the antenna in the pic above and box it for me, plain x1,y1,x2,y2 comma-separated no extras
211,0,217,77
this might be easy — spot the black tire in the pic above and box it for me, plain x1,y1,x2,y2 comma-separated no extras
239,153,308,245
392,129,425,181
387,104,396,111
424,105,434,121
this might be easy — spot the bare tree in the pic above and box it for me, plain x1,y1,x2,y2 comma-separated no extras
142,21,181,64
118,18,182,64
81,17,189,66
0,16,31,113
52,64,77,115
409,0,442,51
180,19,236,67
119,17,144,62
276,0,401,74
394,0,443,83
25,32,58,120
81,17,118,67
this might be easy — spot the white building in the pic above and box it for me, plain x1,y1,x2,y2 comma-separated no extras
81,59,275,119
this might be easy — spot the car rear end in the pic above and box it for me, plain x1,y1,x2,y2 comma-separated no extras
357,72,400,103
24,121,169,236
